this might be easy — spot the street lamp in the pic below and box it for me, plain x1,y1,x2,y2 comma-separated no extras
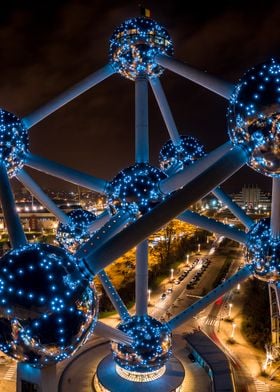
263,345,274,371
231,322,236,339
197,243,200,253
236,283,240,292
228,303,233,319
186,254,190,266
148,289,151,305
170,268,174,282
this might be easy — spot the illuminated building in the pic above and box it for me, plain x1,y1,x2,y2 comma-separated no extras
231,184,271,212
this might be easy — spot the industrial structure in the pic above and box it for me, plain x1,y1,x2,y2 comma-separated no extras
0,13,279,392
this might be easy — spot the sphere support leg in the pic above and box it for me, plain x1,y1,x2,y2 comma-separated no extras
136,240,149,316
135,75,149,163
25,153,108,194
212,187,254,230
178,210,248,244
271,178,280,239
94,321,133,345
17,169,70,226
156,54,234,99
76,209,132,262
22,64,115,128
98,270,130,321
149,77,181,145
0,163,27,248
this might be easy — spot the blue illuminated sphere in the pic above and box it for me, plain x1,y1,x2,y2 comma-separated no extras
159,135,205,173
108,163,167,215
247,218,280,281
109,17,174,80
0,243,98,366
0,109,28,177
56,208,96,252
111,315,172,373
228,58,280,177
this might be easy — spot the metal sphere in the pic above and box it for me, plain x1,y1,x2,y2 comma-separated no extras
159,135,205,173
0,109,28,177
0,243,98,366
247,218,280,281
111,315,172,373
228,58,280,177
108,163,167,215
109,17,174,80
56,208,96,252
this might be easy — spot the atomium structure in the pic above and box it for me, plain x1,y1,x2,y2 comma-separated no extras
0,13,279,392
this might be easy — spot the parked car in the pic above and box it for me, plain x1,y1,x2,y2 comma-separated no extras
160,293,167,300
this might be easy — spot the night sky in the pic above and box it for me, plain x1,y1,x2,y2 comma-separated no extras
2,0,280,192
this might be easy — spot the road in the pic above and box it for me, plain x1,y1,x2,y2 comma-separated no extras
149,240,271,391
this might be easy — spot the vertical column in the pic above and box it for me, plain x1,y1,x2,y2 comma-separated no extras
271,178,280,239
135,75,149,163
135,240,149,316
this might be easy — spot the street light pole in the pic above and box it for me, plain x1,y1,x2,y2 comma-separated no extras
148,289,151,305
170,268,174,282
228,303,233,319
231,322,236,339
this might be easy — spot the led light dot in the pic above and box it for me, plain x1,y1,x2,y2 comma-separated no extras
109,17,174,80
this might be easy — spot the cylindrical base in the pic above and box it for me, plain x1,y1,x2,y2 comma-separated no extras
94,354,184,392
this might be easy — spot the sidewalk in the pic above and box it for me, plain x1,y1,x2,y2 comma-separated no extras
213,281,280,391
